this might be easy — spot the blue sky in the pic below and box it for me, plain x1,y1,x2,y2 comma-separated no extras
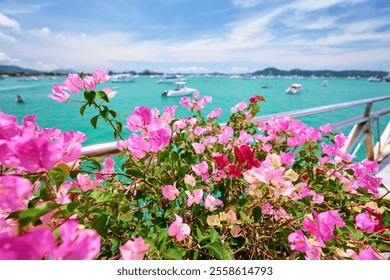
0,0,389,73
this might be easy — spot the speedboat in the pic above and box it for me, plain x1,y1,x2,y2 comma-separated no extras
321,80,328,87
18,76,39,82
157,74,185,84
109,74,135,83
162,82,197,97
285,83,302,94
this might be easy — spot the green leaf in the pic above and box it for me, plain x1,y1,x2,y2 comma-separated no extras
48,164,69,190
382,209,390,227
84,90,96,105
252,206,262,223
90,115,99,129
165,248,183,260
80,103,88,116
91,214,108,234
209,229,219,243
96,91,109,102
114,121,122,139
19,202,60,226
126,168,143,178
157,229,168,252
90,189,116,203
204,242,226,260
109,110,117,118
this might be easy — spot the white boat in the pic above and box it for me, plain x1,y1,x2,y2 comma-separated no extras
242,74,256,80
162,82,197,97
18,76,39,82
109,74,135,83
321,80,328,87
285,83,302,94
367,76,383,82
157,74,185,84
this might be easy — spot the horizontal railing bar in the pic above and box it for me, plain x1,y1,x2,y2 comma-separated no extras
81,95,390,157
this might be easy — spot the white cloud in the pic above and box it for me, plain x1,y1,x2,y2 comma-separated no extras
0,51,18,63
0,31,17,43
169,66,210,73
291,0,363,12
28,27,51,37
0,13,20,31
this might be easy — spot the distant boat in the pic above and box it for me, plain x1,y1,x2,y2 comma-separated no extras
242,74,256,80
18,76,39,82
162,82,197,97
322,80,328,87
109,74,135,83
285,83,302,94
229,75,241,79
367,76,383,82
157,74,185,84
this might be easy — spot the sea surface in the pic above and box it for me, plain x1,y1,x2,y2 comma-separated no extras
1,75,389,160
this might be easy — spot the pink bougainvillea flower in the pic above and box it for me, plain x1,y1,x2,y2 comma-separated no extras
93,69,109,83
192,161,209,179
125,134,151,158
305,244,321,260
184,174,196,186
179,96,193,110
148,128,171,152
61,73,84,94
168,214,191,241
354,247,381,260
185,189,203,207
204,194,222,211
319,123,331,134
83,75,96,90
288,229,310,253
74,173,101,192
207,108,222,119
102,88,117,99
0,174,33,212
355,211,379,233
192,142,205,154
48,84,70,103
234,145,260,169
120,236,149,260
162,182,180,201
52,219,101,260
0,227,56,260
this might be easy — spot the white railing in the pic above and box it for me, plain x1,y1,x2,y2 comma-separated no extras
81,96,390,162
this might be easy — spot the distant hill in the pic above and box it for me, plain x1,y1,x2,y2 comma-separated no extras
0,65,43,74
252,67,388,78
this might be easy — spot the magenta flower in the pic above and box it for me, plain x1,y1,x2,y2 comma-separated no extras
162,182,180,201
61,73,84,94
204,194,222,211
354,247,381,260
0,227,56,260
227,164,242,178
179,96,193,110
288,229,310,253
52,219,101,260
0,175,33,211
185,189,203,207
319,123,331,134
213,154,228,167
120,237,149,260
280,152,295,165
305,244,321,260
355,211,379,233
168,214,191,241
48,84,70,103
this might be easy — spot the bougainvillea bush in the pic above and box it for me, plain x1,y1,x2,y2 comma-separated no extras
1,69,389,260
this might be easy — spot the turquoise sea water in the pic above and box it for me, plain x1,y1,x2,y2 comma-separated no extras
1,75,389,157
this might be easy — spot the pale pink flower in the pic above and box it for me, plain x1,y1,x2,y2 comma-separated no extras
207,108,222,119
93,69,109,83
120,237,149,260
180,96,193,110
75,174,101,192
61,73,84,94
48,84,70,103
168,214,191,241
305,244,321,260
204,194,222,211
280,152,295,165
83,75,96,90
355,211,379,233
148,128,171,152
192,142,205,154
261,203,274,215
192,161,209,178
184,174,196,186
185,189,203,207
162,182,180,201
102,88,117,99
312,193,324,204
226,210,237,224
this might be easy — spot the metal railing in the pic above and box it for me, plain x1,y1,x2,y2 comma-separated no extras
81,96,390,163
